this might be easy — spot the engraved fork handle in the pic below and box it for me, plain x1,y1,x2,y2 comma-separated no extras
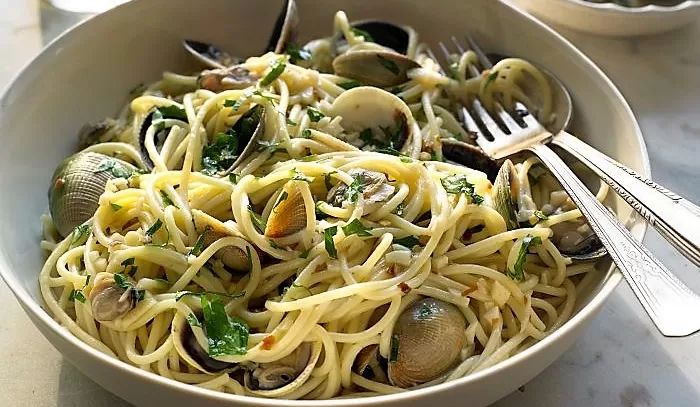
529,143,700,337
552,132,700,268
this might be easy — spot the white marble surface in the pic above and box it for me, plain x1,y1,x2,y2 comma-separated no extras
1,1,699,406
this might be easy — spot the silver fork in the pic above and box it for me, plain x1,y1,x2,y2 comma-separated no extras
436,36,700,337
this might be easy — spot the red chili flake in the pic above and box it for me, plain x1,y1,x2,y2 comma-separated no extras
261,335,276,350
461,287,476,296
398,282,411,294
54,177,65,189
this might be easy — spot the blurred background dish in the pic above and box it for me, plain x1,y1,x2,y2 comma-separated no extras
507,0,700,36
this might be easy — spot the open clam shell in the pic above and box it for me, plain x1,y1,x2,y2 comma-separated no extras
172,312,238,374
332,50,419,88
244,341,322,397
265,180,311,239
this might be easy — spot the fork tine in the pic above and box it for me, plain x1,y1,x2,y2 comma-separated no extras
465,33,494,69
460,106,493,152
472,99,506,140
425,47,445,76
438,41,452,66
451,36,466,54
449,37,480,78
494,102,522,133
514,101,541,128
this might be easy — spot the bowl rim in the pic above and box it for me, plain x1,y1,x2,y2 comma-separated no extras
0,0,650,405
554,0,700,14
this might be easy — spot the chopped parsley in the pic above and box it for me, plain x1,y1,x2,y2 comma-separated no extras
441,174,484,204
175,290,245,302
285,43,311,63
393,202,406,217
286,118,297,126
394,235,420,248
269,240,282,249
152,105,187,131
359,128,377,146
338,80,361,90
110,202,122,211
306,107,325,122
246,246,253,271
247,205,266,234
290,168,314,183
377,54,399,76
260,58,286,86
113,272,145,302
70,224,90,248
274,191,288,210
189,226,211,256
186,313,201,328
341,219,373,237
121,257,137,276
507,234,542,282
484,70,499,89
93,159,133,179
200,295,249,356
448,61,460,79
324,226,338,259
201,129,240,176
390,334,400,362
302,128,312,139
350,27,375,42
343,173,365,203
299,248,312,259
145,219,163,237
534,210,549,222
160,190,175,207
229,173,240,184
380,114,408,150
224,89,277,112
70,275,90,303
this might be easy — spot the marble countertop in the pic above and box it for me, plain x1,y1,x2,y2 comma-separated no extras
1,1,699,406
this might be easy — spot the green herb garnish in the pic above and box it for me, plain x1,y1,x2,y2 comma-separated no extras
341,219,373,237
377,54,400,76
302,128,312,138
186,313,201,328
338,80,361,90
390,334,400,362
229,173,240,184
94,159,133,179
70,275,90,303
393,202,406,217
110,202,122,211
286,118,297,126
507,234,542,282
350,27,374,42
113,272,145,302
534,211,549,222
152,105,187,131
441,174,484,205
246,246,253,271
189,226,211,256
160,190,175,207
260,58,286,86
201,130,239,176
306,107,325,122
484,70,499,89
290,168,313,183
285,43,311,62
200,295,249,356
343,173,365,204
324,171,336,190
70,224,90,248
145,219,163,237
300,248,312,259
394,235,420,248
274,191,288,210
247,205,266,234
175,290,245,302
324,226,338,259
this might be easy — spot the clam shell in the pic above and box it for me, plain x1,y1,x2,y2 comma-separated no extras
492,160,519,231
245,341,322,397
441,138,499,183
265,180,309,238
332,50,420,88
171,312,238,374
89,277,133,323
388,298,466,388
49,152,137,237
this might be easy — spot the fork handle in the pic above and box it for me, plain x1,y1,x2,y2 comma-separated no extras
529,143,700,337
552,132,700,268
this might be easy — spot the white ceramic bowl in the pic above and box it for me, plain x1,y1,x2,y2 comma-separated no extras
0,0,649,406
509,0,700,36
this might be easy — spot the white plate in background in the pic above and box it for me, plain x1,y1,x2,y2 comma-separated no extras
508,0,700,36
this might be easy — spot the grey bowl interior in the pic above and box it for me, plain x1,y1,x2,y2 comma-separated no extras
0,0,648,406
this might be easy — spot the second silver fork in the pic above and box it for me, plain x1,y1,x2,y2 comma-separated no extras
434,37,700,338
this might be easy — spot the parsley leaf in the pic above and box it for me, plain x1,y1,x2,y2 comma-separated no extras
160,190,175,207
269,240,282,249
113,272,145,302
247,205,266,234
377,54,399,76
260,58,286,86
189,226,211,256
484,70,499,89
286,118,297,126
390,334,400,362
229,173,240,184
534,210,549,222
274,191,288,211
324,171,336,190
110,202,122,211
93,159,134,179
201,130,239,176
359,128,377,146
300,248,312,259
341,219,373,237
152,105,187,131
338,80,361,90
324,226,338,259
344,173,365,203
70,224,90,248
145,219,163,237
306,107,325,122
302,128,312,138
394,235,420,248
507,234,542,282
200,295,249,356
393,202,406,217
186,313,201,328
285,43,311,63
350,27,374,42
70,275,90,303
441,174,484,204
290,168,313,183
175,290,245,302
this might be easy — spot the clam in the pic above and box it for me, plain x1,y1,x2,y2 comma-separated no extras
388,298,466,388
265,180,311,238
441,138,500,183
491,160,606,261
327,168,395,208
139,105,264,174
353,344,389,383
194,224,251,273
78,118,121,148
244,341,322,397
172,312,238,374
335,20,411,55
197,66,258,93
49,152,138,237
183,0,298,69
332,50,420,88
328,86,413,152
89,276,135,322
